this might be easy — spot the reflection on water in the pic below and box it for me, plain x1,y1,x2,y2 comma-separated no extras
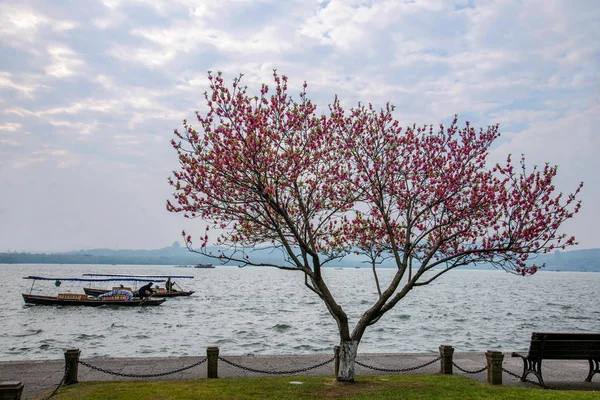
1,264,598,361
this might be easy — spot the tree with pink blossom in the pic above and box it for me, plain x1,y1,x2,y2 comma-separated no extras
168,71,582,382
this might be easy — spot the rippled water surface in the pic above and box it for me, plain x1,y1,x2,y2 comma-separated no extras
1,264,598,361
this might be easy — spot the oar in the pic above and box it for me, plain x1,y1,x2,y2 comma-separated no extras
174,282,184,292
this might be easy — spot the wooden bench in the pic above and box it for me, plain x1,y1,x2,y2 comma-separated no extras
57,293,88,301
512,332,600,387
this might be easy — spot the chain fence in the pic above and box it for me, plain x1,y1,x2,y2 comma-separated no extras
355,356,441,373
36,351,556,397
42,364,69,400
78,357,207,378
452,361,488,374
218,356,334,375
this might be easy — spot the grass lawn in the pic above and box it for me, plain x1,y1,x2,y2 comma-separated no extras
47,374,600,400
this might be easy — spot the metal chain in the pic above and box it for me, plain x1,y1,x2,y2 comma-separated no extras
218,356,334,375
355,356,441,373
502,367,523,380
78,358,207,378
502,367,554,390
452,361,488,374
42,364,69,400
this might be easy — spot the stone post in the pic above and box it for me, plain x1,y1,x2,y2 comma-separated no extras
207,346,219,379
64,348,81,385
0,382,24,400
485,351,504,385
439,345,454,374
334,345,340,378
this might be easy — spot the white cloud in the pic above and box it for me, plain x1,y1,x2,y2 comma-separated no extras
53,21,78,32
0,73,47,98
0,122,22,131
0,3,78,46
110,45,178,68
299,0,454,51
45,45,85,78
3,107,37,117
47,119,98,136
0,4,47,40
124,23,297,67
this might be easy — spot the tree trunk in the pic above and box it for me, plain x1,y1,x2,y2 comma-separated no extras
337,339,359,382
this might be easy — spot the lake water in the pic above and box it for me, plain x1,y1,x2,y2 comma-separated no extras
1,264,598,361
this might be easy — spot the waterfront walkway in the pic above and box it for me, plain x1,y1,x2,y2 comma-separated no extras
1,352,599,399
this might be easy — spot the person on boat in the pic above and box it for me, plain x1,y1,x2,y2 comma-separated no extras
136,282,155,299
165,278,177,292
97,289,133,301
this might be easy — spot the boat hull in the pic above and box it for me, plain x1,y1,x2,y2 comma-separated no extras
22,294,166,306
83,287,194,297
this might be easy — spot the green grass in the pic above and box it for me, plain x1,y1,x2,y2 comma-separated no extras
46,374,600,400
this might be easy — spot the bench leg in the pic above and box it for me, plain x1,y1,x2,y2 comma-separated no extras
512,353,546,388
524,359,546,388
586,359,599,382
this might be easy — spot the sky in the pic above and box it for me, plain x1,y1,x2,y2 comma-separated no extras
0,0,598,252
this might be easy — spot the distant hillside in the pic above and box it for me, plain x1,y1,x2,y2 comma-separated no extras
0,245,598,272
529,249,600,272
0,243,215,266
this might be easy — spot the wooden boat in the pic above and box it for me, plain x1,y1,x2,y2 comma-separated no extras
194,263,215,268
22,276,167,306
22,293,165,306
174,263,214,268
81,273,195,297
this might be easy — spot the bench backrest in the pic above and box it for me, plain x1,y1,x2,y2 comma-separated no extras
527,332,600,360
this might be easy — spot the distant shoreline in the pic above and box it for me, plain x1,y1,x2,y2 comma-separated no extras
1,246,599,272
0,260,598,272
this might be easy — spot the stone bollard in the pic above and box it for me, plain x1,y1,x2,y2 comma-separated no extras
485,351,504,385
0,381,24,400
64,348,81,385
334,345,340,378
207,347,219,379
439,345,454,374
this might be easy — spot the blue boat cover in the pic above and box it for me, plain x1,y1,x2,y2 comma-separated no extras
24,276,166,282
97,289,134,300
82,273,194,279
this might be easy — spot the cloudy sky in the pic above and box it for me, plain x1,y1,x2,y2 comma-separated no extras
0,0,598,252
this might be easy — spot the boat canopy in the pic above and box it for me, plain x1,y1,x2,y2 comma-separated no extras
82,273,194,279
24,276,166,282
